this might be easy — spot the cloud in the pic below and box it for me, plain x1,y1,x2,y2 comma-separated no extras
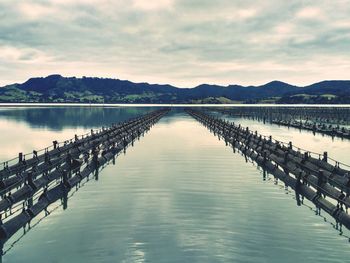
0,45,52,63
17,2,56,20
0,0,349,87
132,0,174,11
295,7,324,20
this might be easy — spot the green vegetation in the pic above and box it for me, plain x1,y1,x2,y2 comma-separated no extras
190,97,243,104
1,75,350,104
278,93,350,104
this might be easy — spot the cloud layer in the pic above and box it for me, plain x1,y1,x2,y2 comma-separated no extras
1,0,350,87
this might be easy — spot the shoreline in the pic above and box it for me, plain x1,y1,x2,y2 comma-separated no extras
0,103,350,108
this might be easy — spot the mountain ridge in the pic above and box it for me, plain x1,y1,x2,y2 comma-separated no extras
1,75,350,104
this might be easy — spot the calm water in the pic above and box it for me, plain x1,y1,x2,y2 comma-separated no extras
1,106,350,263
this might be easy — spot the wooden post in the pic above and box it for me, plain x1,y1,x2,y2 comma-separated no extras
284,152,288,164
263,151,267,166
66,153,72,168
45,151,49,163
323,152,328,162
63,170,68,186
317,170,324,195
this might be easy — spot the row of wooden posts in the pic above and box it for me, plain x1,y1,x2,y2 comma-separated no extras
211,108,350,140
187,108,350,231
212,107,350,125
0,108,170,246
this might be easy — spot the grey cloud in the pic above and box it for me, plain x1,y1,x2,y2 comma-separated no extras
0,0,350,87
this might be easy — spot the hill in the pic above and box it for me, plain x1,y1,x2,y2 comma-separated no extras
1,75,350,104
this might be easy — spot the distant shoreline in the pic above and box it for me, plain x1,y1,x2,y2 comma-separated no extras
1,103,350,108
2,75,350,105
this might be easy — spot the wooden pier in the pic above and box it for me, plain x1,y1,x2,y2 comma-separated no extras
0,108,169,247
187,108,350,231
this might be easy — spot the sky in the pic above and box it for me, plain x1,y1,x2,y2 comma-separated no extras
0,0,350,87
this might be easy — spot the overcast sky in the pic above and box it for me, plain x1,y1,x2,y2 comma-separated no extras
0,0,350,87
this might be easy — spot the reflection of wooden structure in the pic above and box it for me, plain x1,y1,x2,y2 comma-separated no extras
188,109,350,231
0,108,169,252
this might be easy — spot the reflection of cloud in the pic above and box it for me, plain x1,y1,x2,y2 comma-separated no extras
0,1,350,87
0,119,89,163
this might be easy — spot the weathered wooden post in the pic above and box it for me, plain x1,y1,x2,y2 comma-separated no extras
304,152,308,160
93,148,99,180
323,152,328,162
317,170,325,196
18,152,23,163
66,153,72,168
295,172,303,206
53,140,58,149
123,136,127,153
62,190,68,210
283,152,288,164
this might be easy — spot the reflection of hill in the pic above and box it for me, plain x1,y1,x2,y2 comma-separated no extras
0,107,156,130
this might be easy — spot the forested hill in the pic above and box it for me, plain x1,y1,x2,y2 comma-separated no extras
1,75,350,104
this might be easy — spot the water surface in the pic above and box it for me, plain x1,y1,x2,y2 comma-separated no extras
0,107,349,263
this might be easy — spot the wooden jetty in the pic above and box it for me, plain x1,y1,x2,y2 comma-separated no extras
0,108,169,246
187,108,350,231
211,107,350,140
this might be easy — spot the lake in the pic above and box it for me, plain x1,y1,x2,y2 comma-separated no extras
0,106,349,263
